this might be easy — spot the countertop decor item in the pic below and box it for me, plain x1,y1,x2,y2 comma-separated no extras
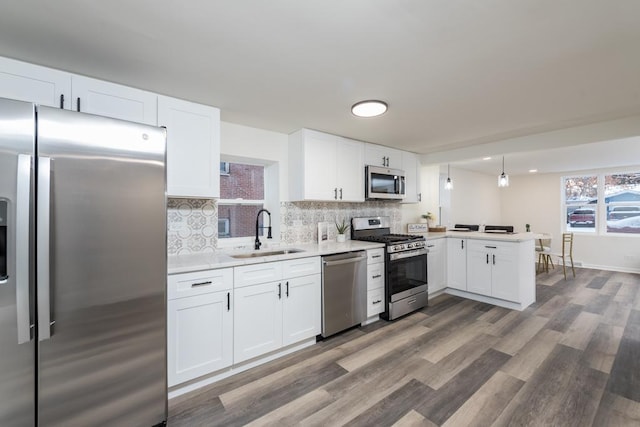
335,218,350,242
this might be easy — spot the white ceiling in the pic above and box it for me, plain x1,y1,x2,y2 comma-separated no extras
1,1,639,160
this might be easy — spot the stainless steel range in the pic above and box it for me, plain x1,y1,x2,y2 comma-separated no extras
351,216,428,320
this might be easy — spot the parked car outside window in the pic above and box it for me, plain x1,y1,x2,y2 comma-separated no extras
607,206,640,220
568,208,595,227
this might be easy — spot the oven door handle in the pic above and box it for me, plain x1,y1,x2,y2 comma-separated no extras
389,248,428,261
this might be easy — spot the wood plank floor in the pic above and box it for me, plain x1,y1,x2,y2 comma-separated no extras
168,266,640,426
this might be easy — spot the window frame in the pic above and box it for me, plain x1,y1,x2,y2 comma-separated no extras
216,158,278,248
562,169,640,237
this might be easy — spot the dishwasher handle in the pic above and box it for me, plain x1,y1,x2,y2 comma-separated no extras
323,255,367,267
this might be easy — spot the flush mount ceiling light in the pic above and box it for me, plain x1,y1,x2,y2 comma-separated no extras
529,169,538,173
351,100,388,117
444,164,453,190
483,157,492,161
498,156,509,187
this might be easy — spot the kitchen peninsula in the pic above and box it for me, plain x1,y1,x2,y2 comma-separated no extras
423,230,536,311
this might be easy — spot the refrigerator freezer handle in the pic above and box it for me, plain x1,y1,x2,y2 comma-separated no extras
37,156,53,341
16,154,33,343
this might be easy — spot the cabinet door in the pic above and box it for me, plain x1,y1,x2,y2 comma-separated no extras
71,75,157,125
336,137,364,202
234,282,282,363
401,151,421,203
282,274,321,346
167,291,232,386
447,238,467,290
365,144,402,169
302,130,338,200
491,246,519,302
427,239,446,293
466,242,492,295
0,57,71,108
159,96,220,198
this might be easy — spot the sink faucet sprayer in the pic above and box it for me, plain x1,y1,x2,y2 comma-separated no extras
255,209,272,250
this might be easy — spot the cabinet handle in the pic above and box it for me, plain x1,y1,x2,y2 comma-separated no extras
59,94,64,109
461,240,464,250
372,300,382,304
486,254,489,264
418,193,422,202
76,97,81,112
485,245,497,249
372,255,382,259
372,274,382,279
191,280,212,287
227,292,230,311
334,188,338,200
382,156,386,166
493,254,496,265
286,281,289,297
278,283,281,299
339,188,343,200
427,245,435,248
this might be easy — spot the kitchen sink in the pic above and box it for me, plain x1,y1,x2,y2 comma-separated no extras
230,249,305,259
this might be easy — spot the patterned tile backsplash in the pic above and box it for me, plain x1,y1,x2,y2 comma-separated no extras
167,199,402,255
167,198,218,255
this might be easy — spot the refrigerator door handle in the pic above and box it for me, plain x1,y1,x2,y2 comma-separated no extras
16,154,33,343
37,156,53,341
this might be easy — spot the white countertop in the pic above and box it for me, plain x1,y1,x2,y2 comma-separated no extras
168,240,385,274
418,231,536,242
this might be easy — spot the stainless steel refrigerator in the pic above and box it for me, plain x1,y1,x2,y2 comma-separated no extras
0,97,167,426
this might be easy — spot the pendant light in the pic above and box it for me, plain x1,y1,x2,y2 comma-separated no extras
444,164,453,190
498,156,509,187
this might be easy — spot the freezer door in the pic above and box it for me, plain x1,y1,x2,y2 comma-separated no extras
0,98,36,426
36,106,167,426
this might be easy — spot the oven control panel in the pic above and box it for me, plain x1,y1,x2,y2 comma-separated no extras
388,239,426,254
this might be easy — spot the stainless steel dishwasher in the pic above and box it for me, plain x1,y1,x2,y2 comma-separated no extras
321,251,367,338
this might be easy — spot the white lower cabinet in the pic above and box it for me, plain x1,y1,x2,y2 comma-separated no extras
167,268,233,387
426,238,446,293
447,238,467,290
234,281,283,363
282,275,322,346
366,248,386,318
466,240,522,302
233,257,321,364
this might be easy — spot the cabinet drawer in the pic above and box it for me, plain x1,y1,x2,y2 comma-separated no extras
367,248,385,264
367,262,384,291
168,268,233,300
367,288,385,317
234,262,283,288
281,257,321,278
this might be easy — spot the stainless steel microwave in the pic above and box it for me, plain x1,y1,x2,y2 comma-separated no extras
365,165,406,200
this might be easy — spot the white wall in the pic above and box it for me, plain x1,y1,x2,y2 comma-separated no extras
501,169,640,273
220,121,289,200
446,167,502,228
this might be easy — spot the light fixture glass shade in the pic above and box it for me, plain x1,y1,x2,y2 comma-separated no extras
445,177,453,190
498,173,509,187
351,100,388,117
498,156,509,187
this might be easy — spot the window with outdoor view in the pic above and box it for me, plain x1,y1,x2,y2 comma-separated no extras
564,175,597,233
605,172,640,235
218,162,265,239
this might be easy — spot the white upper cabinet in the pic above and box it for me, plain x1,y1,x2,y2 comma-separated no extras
289,129,364,202
71,75,157,125
0,57,71,108
158,96,220,198
401,151,421,203
364,143,402,169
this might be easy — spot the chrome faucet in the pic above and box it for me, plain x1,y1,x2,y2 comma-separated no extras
254,208,272,250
